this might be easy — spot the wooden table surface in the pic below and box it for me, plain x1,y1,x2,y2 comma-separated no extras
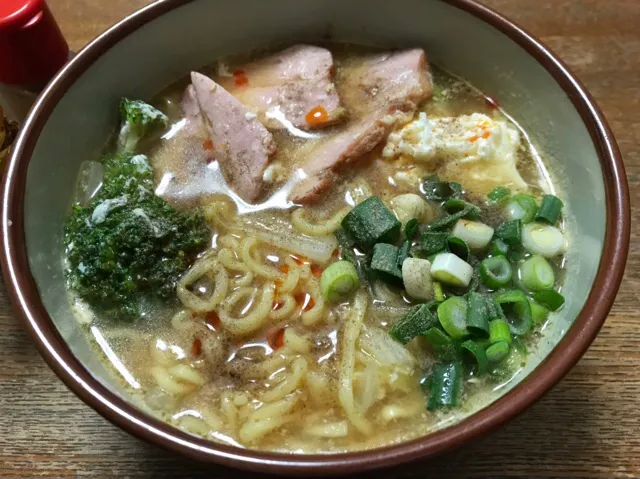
1,0,639,477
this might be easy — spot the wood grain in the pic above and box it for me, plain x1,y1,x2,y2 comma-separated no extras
1,0,639,477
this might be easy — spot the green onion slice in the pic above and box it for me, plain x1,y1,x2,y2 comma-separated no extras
420,232,449,256
405,218,419,240
426,361,463,410
460,340,489,375
505,194,538,224
522,222,565,258
490,238,509,257
495,219,522,246
466,292,490,339
529,298,550,324
488,319,512,345
479,256,513,289
451,219,494,251
427,205,481,231
444,198,481,219
487,294,507,321
494,289,533,336
487,186,511,204
446,236,471,262
536,194,563,224
421,175,461,201
431,253,474,287
396,241,411,268
486,341,510,364
533,290,565,311
437,296,468,339
423,328,460,361
320,261,360,302
390,303,438,344
519,254,555,291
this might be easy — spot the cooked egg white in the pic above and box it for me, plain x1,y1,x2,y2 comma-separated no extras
384,112,527,194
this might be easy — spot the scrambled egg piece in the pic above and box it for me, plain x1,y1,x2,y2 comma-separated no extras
383,112,527,194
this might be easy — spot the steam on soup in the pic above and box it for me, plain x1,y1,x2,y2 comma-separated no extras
64,44,568,452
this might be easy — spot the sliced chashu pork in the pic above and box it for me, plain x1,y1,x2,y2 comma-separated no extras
188,71,276,203
216,44,345,130
290,49,432,204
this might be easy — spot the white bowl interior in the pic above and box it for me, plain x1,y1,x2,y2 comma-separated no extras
23,0,604,429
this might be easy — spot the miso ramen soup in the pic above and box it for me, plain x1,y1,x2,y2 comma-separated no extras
64,44,568,452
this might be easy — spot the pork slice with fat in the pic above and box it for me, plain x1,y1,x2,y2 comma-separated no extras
290,49,433,204
217,44,345,130
190,71,276,203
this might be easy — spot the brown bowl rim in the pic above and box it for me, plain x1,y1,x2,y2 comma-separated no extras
0,0,630,475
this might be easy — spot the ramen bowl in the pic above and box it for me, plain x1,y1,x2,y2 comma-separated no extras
0,0,629,474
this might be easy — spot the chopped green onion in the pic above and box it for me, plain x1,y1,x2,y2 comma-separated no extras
397,241,411,268
446,236,470,262
426,361,463,410
479,256,513,289
494,289,533,336
533,290,565,311
405,218,419,240
466,292,490,339
320,261,360,302
423,328,459,360
451,219,494,250
505,194,538,224
444,199,482,219
495,219,522,246
421,175,461,201
488,319,512,345
390,303,438,344
443,198,467,214
341,196,401,251
427,206,480,231
431,253,474,288
536,194,563,224
487,186,511,204
333,231,370,282
420,232,449,256
490,238,509,257
334,228,357,264
370,243,403,285
460,340,489,375
437,296,468,339
433,281,445,302
529,298,550,324
521,222,565,258
486,341,510,364
519,254,555,291
487,294,507,321
507,245,529,263
443,199,481,219
465,265,481,293
449,182,463,197
401,257,434,301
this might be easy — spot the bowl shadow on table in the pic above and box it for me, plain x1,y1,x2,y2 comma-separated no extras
135,373,603,479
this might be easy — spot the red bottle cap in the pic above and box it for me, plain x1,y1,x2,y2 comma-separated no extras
0,0,69,85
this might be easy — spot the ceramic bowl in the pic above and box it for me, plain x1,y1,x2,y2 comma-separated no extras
0,0,629,475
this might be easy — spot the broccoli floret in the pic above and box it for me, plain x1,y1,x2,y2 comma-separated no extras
64,153,209,320
116,98,168,155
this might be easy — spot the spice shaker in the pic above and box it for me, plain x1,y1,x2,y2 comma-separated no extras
0,0,69,123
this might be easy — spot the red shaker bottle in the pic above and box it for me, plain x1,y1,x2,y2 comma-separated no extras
0,0,69,122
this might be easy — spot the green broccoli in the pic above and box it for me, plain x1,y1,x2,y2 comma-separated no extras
116,98,168,155
64,152,210,321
